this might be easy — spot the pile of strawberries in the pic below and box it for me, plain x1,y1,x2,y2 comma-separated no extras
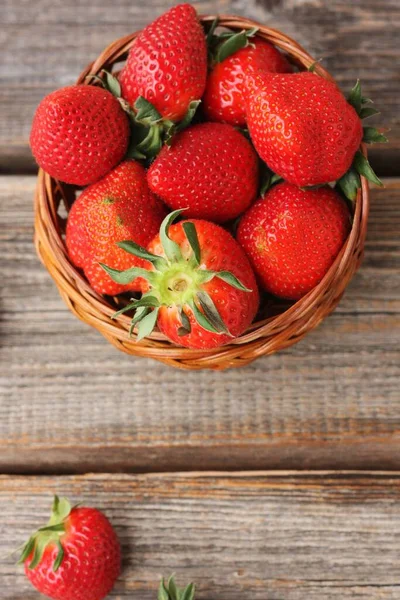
30,4,386,351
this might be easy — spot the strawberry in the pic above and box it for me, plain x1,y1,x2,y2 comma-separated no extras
245,70,364,187
30,85,130,186
203,36,292,127
101,210,259,349
119,4,207,122
237,182,351,300
19,496,120,600
66,160,166,295
147,123,259,222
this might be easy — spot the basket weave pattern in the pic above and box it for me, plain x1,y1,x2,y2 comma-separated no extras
34,15,370,370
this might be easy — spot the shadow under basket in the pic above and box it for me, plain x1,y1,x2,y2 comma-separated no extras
34,14,370,371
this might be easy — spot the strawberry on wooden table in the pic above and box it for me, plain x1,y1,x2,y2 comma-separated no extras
120,3,207,122
204,31,292,126
30,85,130,186
19,496,121,600
237,182,351,300
101,210,259,349
66,160,166,296
147,122,259,222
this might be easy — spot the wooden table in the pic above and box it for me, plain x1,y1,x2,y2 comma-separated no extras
1,1,399,598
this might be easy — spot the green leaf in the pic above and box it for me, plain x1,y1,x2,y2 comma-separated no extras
160,210,184,262
164,120,177,147
359,106,380,119
136,124,162,158
271,173,283,185
181,583,196,600
101,70,121,98
196,270,217,285
117,240,167,269
100,263,153,285
337,167,361,201
206,18,218,46
112,301,141,319
136,307,159,341
190,299,220,334
214,271,251,292
28,535,49,570
53,540,64,572
215,28,258,63
182,222,201,265
18,536,36,564
177,307,191,336
50,496,71,524
176,101,201,132
353,150,383,186
196,291,230,335
125,135,147,160
158,579,170,600
362,126,388,144
134,96,162,124
129,306,150,336
307,59,322,73
259,167,272,197
347,79,362,113
168,575,180,600
38,524,66,533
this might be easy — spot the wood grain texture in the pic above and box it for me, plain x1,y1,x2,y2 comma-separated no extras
1,472,400,599
0,0,397,174
1,177,399,473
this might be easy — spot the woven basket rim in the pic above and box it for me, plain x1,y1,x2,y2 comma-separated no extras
33,14,370,370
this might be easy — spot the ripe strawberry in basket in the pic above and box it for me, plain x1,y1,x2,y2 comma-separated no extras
19,496,120,600
101,210,259,349
245,70,364,187
147,122,259,222
203,29,292,126
30,85,130,186
119,4,207,122
66,160,166,296
237,182,351,300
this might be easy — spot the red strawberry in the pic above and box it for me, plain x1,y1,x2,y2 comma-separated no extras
203,37,292,127
66,160,166,295
147,123,259,222
237,182,351,300
119,4,207,122
101,210,259,349
245,71,363,187
19,496,120,600
30,85,130,186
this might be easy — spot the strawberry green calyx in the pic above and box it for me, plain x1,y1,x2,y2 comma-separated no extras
129,97,201,158
158,575,195,600
88,70,201,159
18,496,72,572
100,210,251,341
338,80,387,200
206,19,259,64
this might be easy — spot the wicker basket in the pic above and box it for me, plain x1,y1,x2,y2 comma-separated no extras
34,14,370,371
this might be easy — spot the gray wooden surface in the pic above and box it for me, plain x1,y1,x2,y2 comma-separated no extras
0,0,396,174
1,177,399,473
2,472,400,600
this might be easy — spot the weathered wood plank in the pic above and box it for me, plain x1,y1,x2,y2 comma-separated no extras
1,177,399,472
2,472,400,599
0,0,397,174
